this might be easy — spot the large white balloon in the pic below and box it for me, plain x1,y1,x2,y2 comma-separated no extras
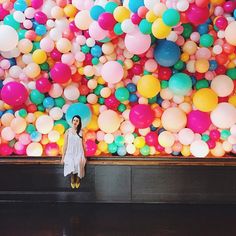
0,25,19,52
190,140,209,157
36,115,54,134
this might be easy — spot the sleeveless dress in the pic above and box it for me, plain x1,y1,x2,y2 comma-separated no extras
63,128,86,178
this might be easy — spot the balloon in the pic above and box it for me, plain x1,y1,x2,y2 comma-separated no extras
210,75,234,97
190,140,209,157
98,12,116,31
36,77,52,93
129,104,154,129
50,62,71,84
10,117,27,134
115,87,130,102
169,73,192,96
35,115,54,134
161,107,187,133
98,110,121,133
0,25,18,52
187,110,211,134
193,88,218,112
178,128,195,145
145,132,158,146
152,18,171,39
210,103,236,129
125,30,151,55
225,21,236,46
137,75,161,98
65,103,92,128
158,131,175,148
101,61,124,84
163,9,180,27
26,142,43,156
45,143,59,156
74,10,92,30
186,3,209,25
1,82,28,107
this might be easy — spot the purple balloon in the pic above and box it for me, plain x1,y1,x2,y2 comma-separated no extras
1,82,28,106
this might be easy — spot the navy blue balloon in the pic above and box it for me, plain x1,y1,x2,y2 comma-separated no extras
154,40,180,67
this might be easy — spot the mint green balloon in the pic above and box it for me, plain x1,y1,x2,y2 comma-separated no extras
200,34,214,47
115,87,130,102
221,130,231,140
140,145,150,156
4,14,20,30
30,90,45,105
108,143,118,153
163,9,180,27
139,19,152,34
169,73,192,95
115,135,125,147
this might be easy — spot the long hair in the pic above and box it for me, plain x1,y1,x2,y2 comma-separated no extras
72,115,82,138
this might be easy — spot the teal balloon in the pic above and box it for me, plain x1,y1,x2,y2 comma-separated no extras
115,135,125,147
4,14,20,30
163,9,180,27
65,103,92,128
169,73,192,95
30,90,45,105
140,145,150,156
108,143,117,153
139,19,152,34
115,87,129,102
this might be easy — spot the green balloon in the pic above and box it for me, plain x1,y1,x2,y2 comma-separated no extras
4,14,20,30
18,29,27,40
163,9,180,27
132,55,140,62
221,130,231,140
227,68,236,80
105,1,118,13
81,45,90,53
92,57,99,65
108,143,118,153
174,60,185,71
201,134,210,142
40,62,49,71
118,103,126,112
161,80,168,89
169,73,192,95
115,135,125,147
26,124,36,134
55,119,69,130
200,34,214,47
30,90,45,105
18,109,27,118
182,23,193,39
98,97,105,105
140,145,150,156
37,104,45,112
139,19,152,34
31,42,40,52
114,23,123,35
196,79,209,90
94,84,104,95
78,95,87,103
148,96,157,104
115,87,130,102
54,97,65,108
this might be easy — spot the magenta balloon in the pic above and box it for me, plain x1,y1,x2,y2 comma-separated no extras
50,62,71,84
98,12,116,31
186,3,209,25
1,82,28,106
187,110,211,133
105,94,119,109
85,139,97,156
145,131,158,146
36,77,52,93
129,104,155,129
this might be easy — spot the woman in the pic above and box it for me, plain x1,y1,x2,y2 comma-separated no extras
61,115,86,189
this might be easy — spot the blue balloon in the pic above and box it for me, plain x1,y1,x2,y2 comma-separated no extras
129,93,138,103
43,97,54,109
35,25,47,36
14,0,27,12
197,24,209,35
128,0,144,12
90,5,105,20
117,146,127,156
91,45,102,57
30,131,42,142
65,103,92,128
209,60,218,71
154,40,180,67
126,83,137,93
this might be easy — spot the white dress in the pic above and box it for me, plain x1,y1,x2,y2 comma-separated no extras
63,128,86,178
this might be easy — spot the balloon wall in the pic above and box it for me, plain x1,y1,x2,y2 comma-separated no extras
0,0,236,158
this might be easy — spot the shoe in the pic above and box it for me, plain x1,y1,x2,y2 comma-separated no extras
71,182,76,189
75,182,80,189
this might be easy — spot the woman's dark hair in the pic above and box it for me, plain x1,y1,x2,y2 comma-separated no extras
72,115,82,138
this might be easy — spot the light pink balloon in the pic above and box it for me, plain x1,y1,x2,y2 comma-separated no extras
125,31,151,55
101,61,124,84
89,21,108,41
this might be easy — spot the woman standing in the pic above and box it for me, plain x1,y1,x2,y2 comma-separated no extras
61,115,86,189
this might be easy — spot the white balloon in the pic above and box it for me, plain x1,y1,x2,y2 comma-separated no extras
64,85,80,101
36,115,54,134
190,140,209,157
0,25,19,52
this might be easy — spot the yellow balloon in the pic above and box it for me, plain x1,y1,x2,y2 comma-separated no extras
193,88,218,112
146,10,157,23
53,124,65,135
98,141,108,152
229,95,236,107
134,137,145,148
137,75,161,98
92,104,100,116
86,115,99,131
181,145,191,157
32,49,47,64
113,6,130,22
195,59,209,73
152,18,171,39
64,4,77,18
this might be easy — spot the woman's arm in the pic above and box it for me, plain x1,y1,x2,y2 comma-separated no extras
81,130,86,156
61,130,68,163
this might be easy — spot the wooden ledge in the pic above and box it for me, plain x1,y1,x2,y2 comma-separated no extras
0,156,236,166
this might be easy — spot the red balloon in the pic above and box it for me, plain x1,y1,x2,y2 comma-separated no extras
1,82,28,107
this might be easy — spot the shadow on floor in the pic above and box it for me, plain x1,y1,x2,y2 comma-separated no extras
0,203,235,236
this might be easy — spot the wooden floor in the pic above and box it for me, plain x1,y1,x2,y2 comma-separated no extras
0,203,236,236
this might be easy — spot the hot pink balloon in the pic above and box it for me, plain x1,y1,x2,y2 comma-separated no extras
85,139,97,156
36,77,52,93
1,82,28,107
50,62,71,84
105,94,119,109
145,132,158,146
125,31,151,55
187,110,211,134
186,3,209,25
129,104,155,129
98,12,116,31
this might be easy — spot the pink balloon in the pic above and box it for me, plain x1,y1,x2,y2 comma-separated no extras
187,110,211,134
105,94,119,109
145,132,158,146
186,3,209,25
1,82,28,107
0,144,13,156
31,0,43,9
85,139,97,156
36,77,52,93
209,129,220,141
101,61,124,84
129,104,155,129
50,62,71,84
98,13,116,31
89,21,108,41
125,31,151,55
